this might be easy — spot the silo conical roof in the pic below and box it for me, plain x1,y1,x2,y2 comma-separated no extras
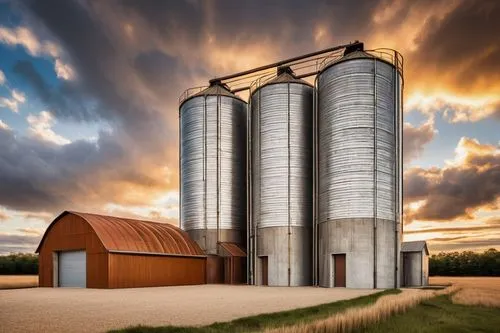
321,50,397,73
265,71,312,86
192,84,240,99
256,68,313,92
181,83,244,107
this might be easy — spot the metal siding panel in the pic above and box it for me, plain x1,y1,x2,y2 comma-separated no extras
180,95,247,233
107,253,206,288
252,82,313,228
87,253,108,288
58,250,86,288
318,58,399,222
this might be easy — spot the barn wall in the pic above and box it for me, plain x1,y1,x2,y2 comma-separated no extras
107,253,206,288
38,214,107,288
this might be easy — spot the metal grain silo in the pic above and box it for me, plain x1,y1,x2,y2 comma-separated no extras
316,50,403,288
179,83,247,254
251,67,313,286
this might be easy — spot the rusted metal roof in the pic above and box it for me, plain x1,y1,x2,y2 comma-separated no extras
218,242,246,257
36,211,204,256
401,241,429,255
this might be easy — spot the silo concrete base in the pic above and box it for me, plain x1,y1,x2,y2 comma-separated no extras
187,229,245,255
318,219,399,289
255,226,311,286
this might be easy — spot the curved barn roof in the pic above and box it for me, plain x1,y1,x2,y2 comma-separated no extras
36,211,204,256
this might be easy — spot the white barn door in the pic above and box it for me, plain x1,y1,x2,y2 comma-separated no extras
58,251,86,288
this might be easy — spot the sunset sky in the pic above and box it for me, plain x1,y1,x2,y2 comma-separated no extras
0,0,499,255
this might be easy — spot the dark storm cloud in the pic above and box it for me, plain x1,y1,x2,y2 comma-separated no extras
133,50,190,99
0,233,41,245
209,0,379,44
403,120,436,163
411,0,500,91
122,0,378,57
0,233,41,254
22,0,157,124
121,0,205,43
404,139,500,221
403,167,439,201
0,125,169,213
0,128,66,211
13,60,96,121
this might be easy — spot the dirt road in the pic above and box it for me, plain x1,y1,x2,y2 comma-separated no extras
0,285,376,333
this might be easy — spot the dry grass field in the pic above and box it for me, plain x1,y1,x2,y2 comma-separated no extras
264,278,500,333
358,277,500,333
0,275,38,289
264,288,456,333
430,276,500,307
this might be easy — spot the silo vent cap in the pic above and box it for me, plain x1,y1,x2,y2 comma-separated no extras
277,66,295,77
343,42,364,56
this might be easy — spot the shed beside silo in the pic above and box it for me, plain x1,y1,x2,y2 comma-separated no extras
401,241,429,287
36,211,206,288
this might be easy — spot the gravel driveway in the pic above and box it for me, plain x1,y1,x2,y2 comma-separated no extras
0,285,377,333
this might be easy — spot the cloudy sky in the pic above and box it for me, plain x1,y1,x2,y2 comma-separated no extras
0,0,499,255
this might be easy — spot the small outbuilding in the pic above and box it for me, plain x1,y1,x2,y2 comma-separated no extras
36,211,206,288
401,241,429,287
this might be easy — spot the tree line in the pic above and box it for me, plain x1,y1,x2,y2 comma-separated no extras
430,248,500,276
0,253,39,275
1,249,499,276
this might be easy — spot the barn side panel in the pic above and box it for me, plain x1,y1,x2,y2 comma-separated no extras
107,253,206,288
87,253,109,288
38,248,52,287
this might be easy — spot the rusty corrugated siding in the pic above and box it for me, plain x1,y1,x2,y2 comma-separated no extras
108,253,206,288
206,256,224,284
37,211,203,256
219,242,246,257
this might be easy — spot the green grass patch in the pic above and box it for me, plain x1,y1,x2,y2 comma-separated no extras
361,294,500,333
110,289,400,333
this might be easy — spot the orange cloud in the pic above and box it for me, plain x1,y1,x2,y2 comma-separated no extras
407,93,500,122
404,137,500,222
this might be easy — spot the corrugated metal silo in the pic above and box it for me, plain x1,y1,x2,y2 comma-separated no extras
317,50,402,288
179,83,247,254
251,67,313,286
